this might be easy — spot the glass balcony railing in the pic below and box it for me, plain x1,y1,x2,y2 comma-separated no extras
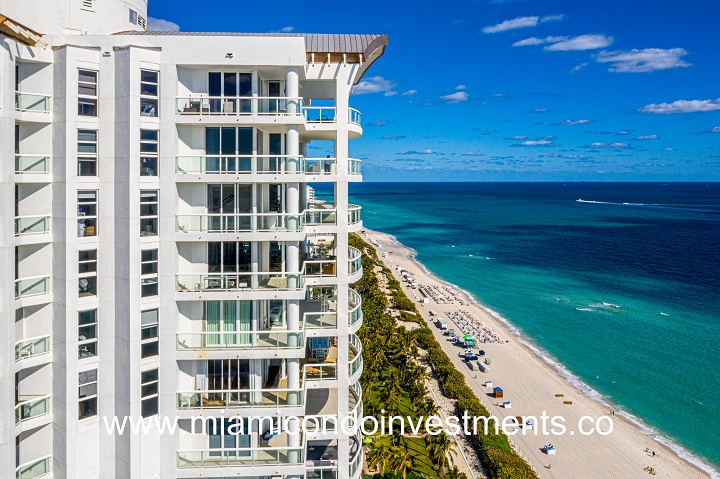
15,396,51,425
348,108,362,126
348,158,362,175
15,155,50,174
304,260,337,278
348,288,362,327
16,455,51,479
303,363,337,380
15,335,51,362
307,468,338,479
177,388,304,409
304,106,336,123
176,213,303,233
15,276,50,299
15,92,51,113
176,273,303,292
176,97,303,116
305,208,337,226
348,205,361,225
304,312,338,329
348,246,362,278
177,447,304,468
349,334,363,380
177,330,304,350
15,216,50,236
176,155,340,175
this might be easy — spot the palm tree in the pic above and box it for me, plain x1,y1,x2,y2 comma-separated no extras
389,446,414,479
365,436,393,475
443,466,468,479
427,432,456,471
416,397,439,418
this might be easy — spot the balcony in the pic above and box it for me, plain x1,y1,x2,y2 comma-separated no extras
177,447,304,468
15,216,51,237
348,205,362,231
177,388,303,410
15,155,51,177
15,335,51,362
15,395,51,425
175,155,339,180
15,275,50,300
348,108,362,127
305,207,337,227
176,272,304,295
349,334,363,382
177,330,304,351
16,455,51,479
348,288,363,330
15,91,51,114
348,246,362,283
303,287,362,331
175,96,303,120
176,213,303,234
348,158,362,177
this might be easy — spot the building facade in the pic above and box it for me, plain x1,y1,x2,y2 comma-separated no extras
0,2,387,478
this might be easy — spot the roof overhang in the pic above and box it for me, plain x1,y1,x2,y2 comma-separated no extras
0,14,46,47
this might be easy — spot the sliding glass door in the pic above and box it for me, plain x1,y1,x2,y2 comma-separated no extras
205,301,253,346
209,72,253,113
205,127,254,173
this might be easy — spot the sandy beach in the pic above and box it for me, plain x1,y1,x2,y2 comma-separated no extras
362,229,712,479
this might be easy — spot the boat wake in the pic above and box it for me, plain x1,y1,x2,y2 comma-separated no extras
576,198,720,214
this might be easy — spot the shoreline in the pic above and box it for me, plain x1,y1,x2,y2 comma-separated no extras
364,228,717,479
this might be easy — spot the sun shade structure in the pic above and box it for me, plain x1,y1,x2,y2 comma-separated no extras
115,31,388,84
0,13,46,47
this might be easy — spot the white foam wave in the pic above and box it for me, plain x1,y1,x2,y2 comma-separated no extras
380,230,719,478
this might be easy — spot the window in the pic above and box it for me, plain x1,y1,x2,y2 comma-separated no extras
78,190,98,237
141,369,159,417
79,249,97,297
78,69,98,117
141,249,158,297
78,129,98,176
140,70,158,117
140,129,158,176
79,310,97,359
129,9,138,24
140,190,158,236
78,369,98,419
141,309,159,358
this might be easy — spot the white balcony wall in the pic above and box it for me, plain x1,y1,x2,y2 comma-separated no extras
17,123,52,155
177,125,206,155
16,243,51,279
17,363,51,398
299,80,337,102
177,243,211,274
176,184,208,214
15,304,53,341
177,301,204,333
16,184,51,217
17,424,52,466
16,61,52,95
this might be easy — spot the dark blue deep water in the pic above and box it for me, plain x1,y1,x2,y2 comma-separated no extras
321,182,720,471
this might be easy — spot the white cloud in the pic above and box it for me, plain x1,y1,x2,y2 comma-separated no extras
596,48,691,73
636,135,659,140
545,34,613,51
521,139,553,146
639,98,720,114
559,119,592,125
369,120,387,127
509,135,528,140
710,126,720,133
617,130,632,135
512,36,567,47
482,14,563,34
398,149,435,155
279,26,294,32
148,17,180,32
384,91,398,97
663,147,676,151
401,89,418,96
532,108,548,113
570,62,589,73
441,91,469,103
455,84,467,90
353,76,396,95
588,142,629,148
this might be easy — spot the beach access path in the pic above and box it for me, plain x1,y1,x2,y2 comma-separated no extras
363,229,709,479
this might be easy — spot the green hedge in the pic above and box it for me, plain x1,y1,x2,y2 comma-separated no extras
351,234,538,479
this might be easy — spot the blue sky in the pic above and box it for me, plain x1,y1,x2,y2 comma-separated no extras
148,0,720,181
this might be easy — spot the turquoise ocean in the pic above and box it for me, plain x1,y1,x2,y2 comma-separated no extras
316,182,720,475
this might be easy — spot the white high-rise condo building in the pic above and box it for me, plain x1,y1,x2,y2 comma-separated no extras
0,1,387,478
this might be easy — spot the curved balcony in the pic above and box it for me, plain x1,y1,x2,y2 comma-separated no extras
348,205,362,231
15,395,51,425
348,288,363,332
15,276,50,300
177,388,304,410
349,382,363,422
349,448,363,479
304,106,336,123
176,272,303,292
177,447,304,468
348,246,362,283
348,108,362,127
176,96,303,118
16,455,51,479
348,158,362,177
176,213,303,234
305,207,337,227
177,330,304,351
15,335,51,362
15,155,51,176
349,334,363,383
16,216,51,238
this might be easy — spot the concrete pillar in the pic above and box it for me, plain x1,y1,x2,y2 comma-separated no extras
285,67,299,115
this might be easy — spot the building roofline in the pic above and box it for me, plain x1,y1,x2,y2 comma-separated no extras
0,13,46,46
